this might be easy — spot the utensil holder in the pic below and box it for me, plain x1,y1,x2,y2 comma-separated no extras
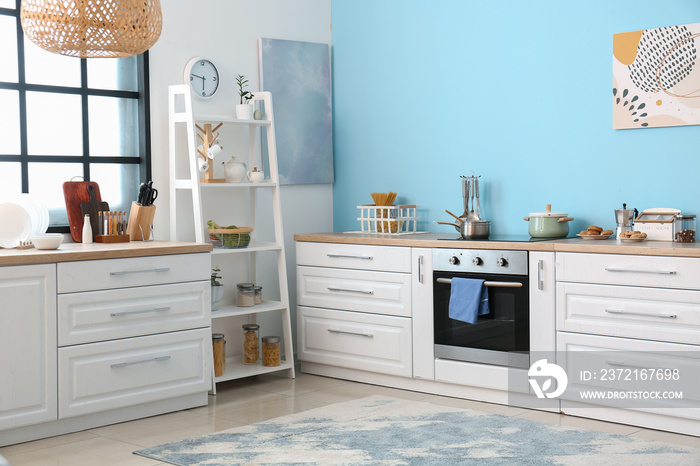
126,202,156,241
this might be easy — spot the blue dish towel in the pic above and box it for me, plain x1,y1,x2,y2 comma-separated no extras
448,277,490,324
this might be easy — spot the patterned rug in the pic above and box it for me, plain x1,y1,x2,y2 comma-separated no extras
134,396,700,465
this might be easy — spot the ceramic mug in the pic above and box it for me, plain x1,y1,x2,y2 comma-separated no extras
247,168,264,183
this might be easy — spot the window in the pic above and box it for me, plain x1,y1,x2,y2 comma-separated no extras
0,0,151,230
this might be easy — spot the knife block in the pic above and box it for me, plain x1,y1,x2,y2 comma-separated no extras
127,202,156,241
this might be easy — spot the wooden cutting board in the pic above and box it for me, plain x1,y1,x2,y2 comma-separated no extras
62,181,108,242
80,184,109,238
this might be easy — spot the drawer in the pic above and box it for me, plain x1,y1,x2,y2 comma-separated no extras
58,281,210,346
296,242,411,272
297,265,411,317
556,252,700,290
557,332,700,420
57,253,210,293
58,328,211,418
557,282,700,345
298,306,412,377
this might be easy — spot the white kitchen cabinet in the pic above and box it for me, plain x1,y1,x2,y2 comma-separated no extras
58,328,210,418
556,251,700,436
297,265,412,317
0,249,212,447
411,248,434,380
0,264,56,431
529,252,556,354
168,85,295,390
297,242,413,378
298,306,412,377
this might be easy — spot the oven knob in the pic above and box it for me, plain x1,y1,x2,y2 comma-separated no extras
472,257,483,266
497,257,508,267
449,256,460,265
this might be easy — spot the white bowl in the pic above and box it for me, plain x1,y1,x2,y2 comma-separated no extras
31,233,64,250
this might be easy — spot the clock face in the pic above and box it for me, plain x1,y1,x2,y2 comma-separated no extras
185,58,219,99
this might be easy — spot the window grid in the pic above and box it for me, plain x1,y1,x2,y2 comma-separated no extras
0,0,151,231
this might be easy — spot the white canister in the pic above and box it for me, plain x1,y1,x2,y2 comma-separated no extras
247,167,264,183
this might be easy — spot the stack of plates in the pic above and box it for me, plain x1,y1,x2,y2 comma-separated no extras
0,195,50,248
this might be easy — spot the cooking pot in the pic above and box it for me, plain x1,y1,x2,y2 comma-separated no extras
436,219,490,239
524,204,574,238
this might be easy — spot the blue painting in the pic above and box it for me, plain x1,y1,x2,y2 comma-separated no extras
259,38,334,185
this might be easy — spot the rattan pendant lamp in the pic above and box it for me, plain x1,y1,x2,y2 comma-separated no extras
20,0,163,58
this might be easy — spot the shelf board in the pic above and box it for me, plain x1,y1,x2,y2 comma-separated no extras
199,181,276,188
212,300,287,319
195,114,271,126
215,358,294,383
211,242,282,254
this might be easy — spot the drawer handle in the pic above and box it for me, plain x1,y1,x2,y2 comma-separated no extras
110,355,171,368
326,253,373,260
110,267,171,276
437,278,523,288
605,309,677,319
328,328,374,338
605,360,676,372
110,307,171,317
604,267,676,275
327,286,374,295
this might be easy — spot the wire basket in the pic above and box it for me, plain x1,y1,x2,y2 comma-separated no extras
357,205,419,234
207,227,253,248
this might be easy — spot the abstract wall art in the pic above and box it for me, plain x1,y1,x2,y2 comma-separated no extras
613,22,700,129
258,38,334,184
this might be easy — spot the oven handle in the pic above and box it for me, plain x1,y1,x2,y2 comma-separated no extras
436,277,522,288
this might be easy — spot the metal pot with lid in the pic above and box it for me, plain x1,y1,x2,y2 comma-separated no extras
524,204,574,238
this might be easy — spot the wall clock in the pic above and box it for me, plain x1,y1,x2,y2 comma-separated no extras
183,57,220,99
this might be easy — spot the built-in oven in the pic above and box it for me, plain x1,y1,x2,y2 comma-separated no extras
433,249,530,369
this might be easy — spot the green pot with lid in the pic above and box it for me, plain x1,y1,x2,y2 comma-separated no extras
524,204,574,238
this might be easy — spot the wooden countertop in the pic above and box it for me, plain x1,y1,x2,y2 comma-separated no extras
294,232,700,258
0,240,213,266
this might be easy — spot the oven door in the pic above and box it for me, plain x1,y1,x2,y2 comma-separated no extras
433,271,529,368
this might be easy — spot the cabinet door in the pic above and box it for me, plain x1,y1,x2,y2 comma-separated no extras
0,264,57,430
530,252,555,354
411,248,434,380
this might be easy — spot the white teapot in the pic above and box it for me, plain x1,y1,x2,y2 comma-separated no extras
247,167,264,183
223,156,246,183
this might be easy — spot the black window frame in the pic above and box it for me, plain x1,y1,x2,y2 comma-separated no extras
0,0,152,233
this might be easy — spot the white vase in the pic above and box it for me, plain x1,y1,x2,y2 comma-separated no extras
211,285,224,311
236,104,254,120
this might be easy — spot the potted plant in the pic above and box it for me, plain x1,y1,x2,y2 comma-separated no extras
211,266,224,310
235,74,255,119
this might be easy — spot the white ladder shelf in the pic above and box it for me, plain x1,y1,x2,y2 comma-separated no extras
167,85,295,392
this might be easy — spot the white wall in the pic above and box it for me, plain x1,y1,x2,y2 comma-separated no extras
148,0,333,354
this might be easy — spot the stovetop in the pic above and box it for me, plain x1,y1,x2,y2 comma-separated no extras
438,235,554,242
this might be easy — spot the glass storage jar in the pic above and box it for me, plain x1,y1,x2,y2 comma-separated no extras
254,285,262,305
212,333,226,377
236,282,255,307
674,215,696,243
262,336,281,367
242,324,260,364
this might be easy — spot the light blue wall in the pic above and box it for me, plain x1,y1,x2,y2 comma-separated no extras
331,1,700,236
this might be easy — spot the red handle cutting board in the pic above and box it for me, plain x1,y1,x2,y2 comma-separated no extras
63,181,106,242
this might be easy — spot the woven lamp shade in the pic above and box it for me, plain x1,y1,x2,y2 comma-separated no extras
21,0,163,58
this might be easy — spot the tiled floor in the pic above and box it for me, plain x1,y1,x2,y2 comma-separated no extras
2,372,700,465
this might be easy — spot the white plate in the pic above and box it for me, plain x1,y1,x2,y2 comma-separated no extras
619,236,646,242
0,203,32,248
576,234,612,240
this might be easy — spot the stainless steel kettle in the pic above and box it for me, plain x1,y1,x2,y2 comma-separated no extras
614,203,638,237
